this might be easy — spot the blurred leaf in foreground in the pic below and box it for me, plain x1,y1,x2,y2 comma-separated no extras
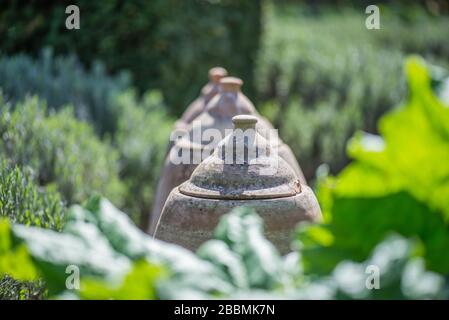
298,57,449,275
0,219,39,281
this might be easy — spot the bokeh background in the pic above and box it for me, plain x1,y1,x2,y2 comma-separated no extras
1,0,448,226
1,0,449,300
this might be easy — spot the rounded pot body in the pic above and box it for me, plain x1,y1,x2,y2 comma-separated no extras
148,142,305,235
148,157,198,235
154,185,321,254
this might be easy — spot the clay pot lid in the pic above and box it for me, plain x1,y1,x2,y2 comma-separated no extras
174,111,279,152
220,76,243,90
173,112,233,152
174,77,277,152
178,115,301,200
205,77,256,116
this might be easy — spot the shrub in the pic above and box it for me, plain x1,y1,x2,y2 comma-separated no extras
0,161,66,231
0,95,124,207
0,160,66,300
0,51,174,226
0,0,262,115
0,276,46,300
373,9,449,57
255,3,449,179
113,90,173,226
0,49,130,136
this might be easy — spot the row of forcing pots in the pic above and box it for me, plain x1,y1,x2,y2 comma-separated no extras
148,67,322,254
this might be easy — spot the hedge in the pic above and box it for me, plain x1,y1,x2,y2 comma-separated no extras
0,0,262,115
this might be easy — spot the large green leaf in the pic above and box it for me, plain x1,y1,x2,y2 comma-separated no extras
198,207,285,290
0,219,39,281
79,261,165,300
1,198,261,298
299,192,449,274
80,197,234,296
297,57,449,276
343,57,449,217
330,235,446,300
11,222,132,294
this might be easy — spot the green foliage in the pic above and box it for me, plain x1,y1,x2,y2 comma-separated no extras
256,3,449,179
0,198,297,299
376,11,449,57
0,0,261,115
113,90,173,225
1,197,447,299
293,235,447,300
3,59,449,299
0,219,39,282
0,96,125,207
297,57,449,276
80,261,165,300
0,163,65,300
0,197,231,299
0,276,46,300
0,161,66,231
0,50,174,225
200,207,285,290
1,1,448,299
0,49,130,136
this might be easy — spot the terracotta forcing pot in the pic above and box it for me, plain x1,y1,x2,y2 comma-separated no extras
149,77,254,234
154,115,322,254
148,77,306,235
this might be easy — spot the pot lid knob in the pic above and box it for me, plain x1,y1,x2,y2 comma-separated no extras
208,67,228,84
223,115,265,165
232,115,258,130
220,77,243,92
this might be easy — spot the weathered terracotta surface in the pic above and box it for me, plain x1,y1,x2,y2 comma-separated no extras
174,67,228,130
149,77,254,234
154,187,320,254
154,115,322,253
164,67,228,157
203,76,306,182
148,78,307,235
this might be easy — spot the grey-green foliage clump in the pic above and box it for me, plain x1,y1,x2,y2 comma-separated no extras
0,49,130,136
0,49,175,226
0,95,125,207
0,50,175,226
255,3,449,179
